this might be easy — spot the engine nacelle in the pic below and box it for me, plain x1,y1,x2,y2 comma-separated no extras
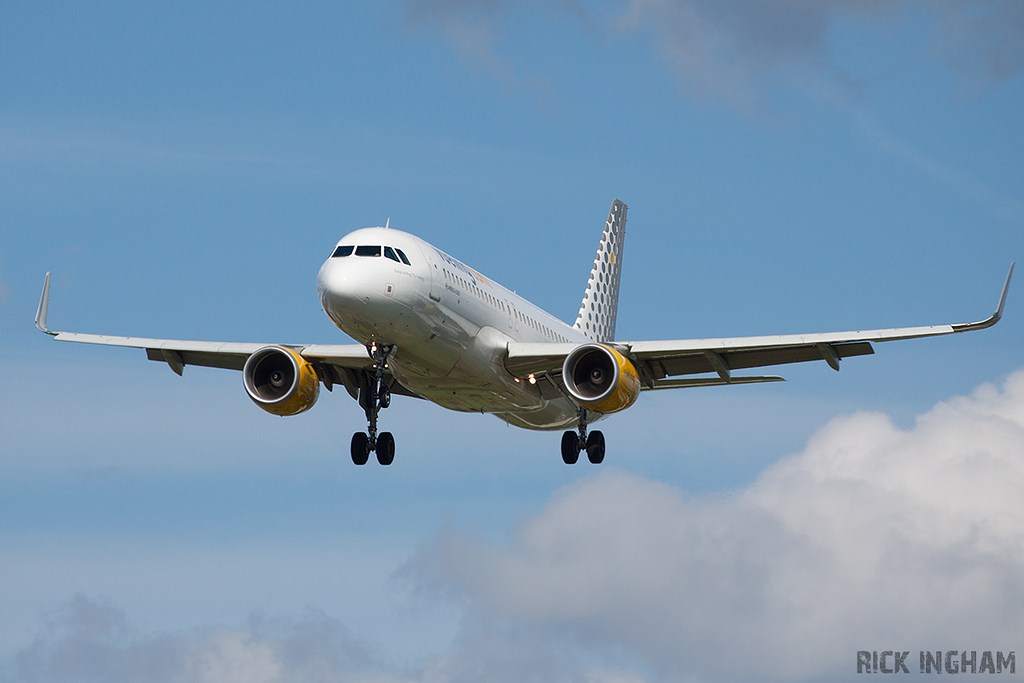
562,343,641,415
242,345,321,416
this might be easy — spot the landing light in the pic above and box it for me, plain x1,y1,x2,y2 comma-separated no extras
528,374,536,385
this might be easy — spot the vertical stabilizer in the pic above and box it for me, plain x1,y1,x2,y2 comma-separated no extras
574,199,627,342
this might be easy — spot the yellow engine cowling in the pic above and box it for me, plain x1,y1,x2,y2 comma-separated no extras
242,345,321,416
562,343,641,414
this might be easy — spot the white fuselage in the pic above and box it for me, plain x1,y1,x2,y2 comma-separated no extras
316,227,592,430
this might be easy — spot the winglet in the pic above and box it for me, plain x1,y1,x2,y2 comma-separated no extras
952,262,1014,332
35,272,57,335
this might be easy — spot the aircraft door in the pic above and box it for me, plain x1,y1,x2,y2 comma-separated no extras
413,243,443,302
426,254,442,302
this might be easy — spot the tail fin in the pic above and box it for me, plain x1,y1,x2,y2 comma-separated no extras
573,199,627,342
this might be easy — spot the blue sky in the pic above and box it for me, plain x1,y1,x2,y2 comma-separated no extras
2,2,1023,681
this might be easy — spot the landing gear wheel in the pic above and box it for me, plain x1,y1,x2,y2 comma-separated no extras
586,430,605,464
353,343,397,466
561,431,580,465
376,432,395,466
351,432,370,465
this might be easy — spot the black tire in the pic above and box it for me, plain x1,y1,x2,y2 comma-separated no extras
351,432,370,465
586,430,605,464
561,431,580,464
380,387,391,409
376,431,395,466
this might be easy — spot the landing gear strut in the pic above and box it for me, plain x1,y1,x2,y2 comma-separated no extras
561,407,605,465
351,344,396,466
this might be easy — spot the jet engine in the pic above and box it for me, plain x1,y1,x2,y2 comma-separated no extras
562,343,641,414
243,345,321,416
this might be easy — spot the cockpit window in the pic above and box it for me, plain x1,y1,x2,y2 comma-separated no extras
355,245,381,257
332,245,354,258
384,246,400,263
395,248,411,265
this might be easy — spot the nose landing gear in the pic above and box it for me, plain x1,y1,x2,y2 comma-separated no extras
351,344,396,466
561,407,605,464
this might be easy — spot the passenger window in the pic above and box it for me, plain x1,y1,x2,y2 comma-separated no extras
355,245,381,257
395,248,411,265
332,245,354,258
384,246,400,263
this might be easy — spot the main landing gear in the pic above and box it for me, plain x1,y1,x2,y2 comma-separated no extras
561,407,605,465
351,344,396,466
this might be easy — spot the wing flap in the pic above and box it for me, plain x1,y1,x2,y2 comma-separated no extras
53,331,265,355
649,375,785,390
56,332,263,373
648,341,874,377
505,338,877,381
145,347,248,371
50,331,375,373
46,321,416,398
625,325,954,358
505,342,579,376
299,344,373,367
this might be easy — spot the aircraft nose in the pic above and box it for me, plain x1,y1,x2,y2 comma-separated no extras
317,258,376,319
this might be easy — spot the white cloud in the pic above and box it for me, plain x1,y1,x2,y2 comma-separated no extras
406,1,1024,108
6,594,644,683
403,0,555,97
930,0,1024,84
403,1,1024,222
9,370,1024,682
616,0,837,109
8,596,387,683
405,368,1024,681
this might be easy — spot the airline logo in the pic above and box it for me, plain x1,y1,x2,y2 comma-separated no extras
436,249,492,288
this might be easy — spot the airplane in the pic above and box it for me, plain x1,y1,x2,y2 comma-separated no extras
36,200,1013,466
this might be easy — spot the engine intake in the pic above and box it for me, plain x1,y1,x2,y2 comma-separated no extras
243,345,320,416
562,343,641,414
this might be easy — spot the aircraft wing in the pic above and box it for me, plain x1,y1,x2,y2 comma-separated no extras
34,272,422,400
507,263,1013,391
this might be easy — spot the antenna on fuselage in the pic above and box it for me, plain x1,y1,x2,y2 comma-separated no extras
385,218,390,229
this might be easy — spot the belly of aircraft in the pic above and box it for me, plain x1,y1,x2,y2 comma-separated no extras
390,362,535,411
386,352,579,430
333,282,582,429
